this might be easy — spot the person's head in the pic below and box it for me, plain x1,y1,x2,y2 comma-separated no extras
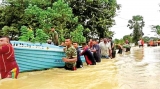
100,38,103,42
73,42,79,48
89,39,92,42
109,37,112,41
92,39,97,45
0,36,10,46
103,38,107,43
65,38,72,46
51,27,55,32
82,43,87,48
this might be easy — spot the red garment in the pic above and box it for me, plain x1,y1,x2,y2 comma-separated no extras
89,41,93,48
81,47,92,65
0,44,19,79
141,40,144,46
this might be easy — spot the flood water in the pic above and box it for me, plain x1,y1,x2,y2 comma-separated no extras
1,47,160,89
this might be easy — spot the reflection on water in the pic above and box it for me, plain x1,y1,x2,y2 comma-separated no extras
1,47,160,89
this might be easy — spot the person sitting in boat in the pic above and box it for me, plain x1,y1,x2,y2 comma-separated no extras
62,38,77,71
0,36,19,79
49,27,59,46
81,43,96,65
73,42,83,68
47,39,52,44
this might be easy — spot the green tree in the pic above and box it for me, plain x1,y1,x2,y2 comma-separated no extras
143,36,150,43
23,0,78,43
127,15,145,45
35,29,49,43
66,0,120,39
19,26,35,42
123,35,132,43
114,38,124,45
1,26,19,40
71,24,86,44
151,25,160,37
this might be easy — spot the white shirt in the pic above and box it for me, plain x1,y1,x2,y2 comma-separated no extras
99,42,111,56
138,40,141,45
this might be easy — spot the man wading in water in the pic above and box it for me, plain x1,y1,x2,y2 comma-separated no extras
73,42,83,68
62,38,77,71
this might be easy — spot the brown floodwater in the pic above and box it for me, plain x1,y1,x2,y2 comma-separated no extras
1,47,160,89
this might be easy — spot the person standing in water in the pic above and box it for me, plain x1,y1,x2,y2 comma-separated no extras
0,36,19,79
99,38,111,59
91,39,101,62
138,39,142,48
73,42,83,68
141,38,144,47
49,27,59,46
81,43,96,65
88,39,93,49
62,38,77,71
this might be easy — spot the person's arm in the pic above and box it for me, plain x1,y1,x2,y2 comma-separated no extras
63,48,77,62
63,47,67,52
90,46,97,52
80,48,86,55
112,42,114,49
0,45,10,54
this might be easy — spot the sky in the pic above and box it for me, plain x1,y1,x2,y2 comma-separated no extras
111,0,160,39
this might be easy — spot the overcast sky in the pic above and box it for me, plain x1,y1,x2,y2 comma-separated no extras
111,0,160,39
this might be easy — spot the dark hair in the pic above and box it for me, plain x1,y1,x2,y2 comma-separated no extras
1,36,11,44
109,37,112,39
65,37,72,41
92,38,97,41
72,41,78,44
82,43,86,46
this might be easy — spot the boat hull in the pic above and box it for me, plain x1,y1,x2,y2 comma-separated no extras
11,41,85,72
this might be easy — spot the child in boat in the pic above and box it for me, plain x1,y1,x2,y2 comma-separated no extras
73,42,83,68
81,43,96,65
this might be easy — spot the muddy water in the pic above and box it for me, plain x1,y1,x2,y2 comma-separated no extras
1,47,160,89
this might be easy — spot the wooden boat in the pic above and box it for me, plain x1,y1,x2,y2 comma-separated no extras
10,41,85,72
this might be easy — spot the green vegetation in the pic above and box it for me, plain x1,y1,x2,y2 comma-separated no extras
127,15,145,45
151,25,160,37
0,0,119,44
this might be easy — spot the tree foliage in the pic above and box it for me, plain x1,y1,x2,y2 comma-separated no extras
19,26,35,42
151,25,160,37
127,15,145,44
123,35,132,43
2,26,19,40
71,24,86,44
0,0,119,43
35,29,49,43
66,0,120,39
